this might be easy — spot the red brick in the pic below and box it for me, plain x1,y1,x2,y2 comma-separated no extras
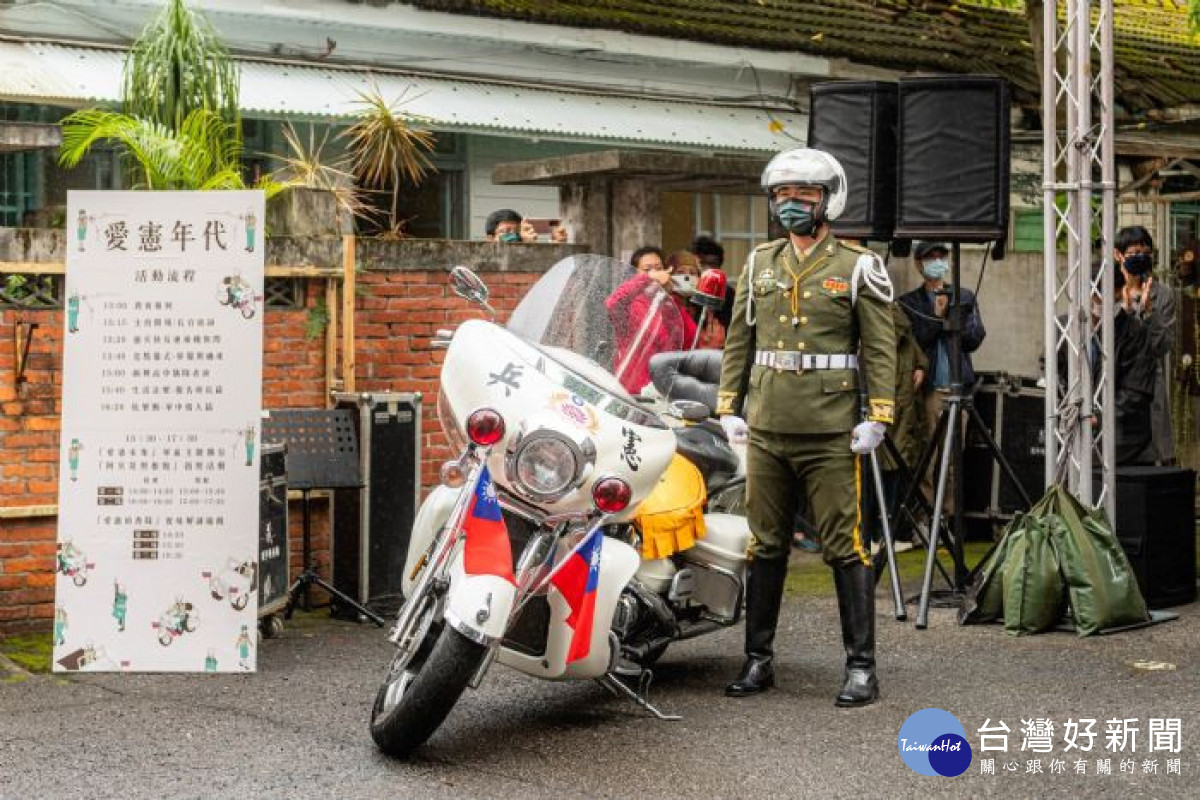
28,603,54,619
5,556,52,573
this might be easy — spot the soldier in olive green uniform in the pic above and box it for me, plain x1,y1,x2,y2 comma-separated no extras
717,148,896,706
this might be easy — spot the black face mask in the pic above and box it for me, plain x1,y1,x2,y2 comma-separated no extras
1123,252,1153,276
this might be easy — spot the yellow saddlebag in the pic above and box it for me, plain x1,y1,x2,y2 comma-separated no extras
635,454,707,560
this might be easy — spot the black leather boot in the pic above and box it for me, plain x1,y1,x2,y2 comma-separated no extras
726,557,788,697
833,560,879,707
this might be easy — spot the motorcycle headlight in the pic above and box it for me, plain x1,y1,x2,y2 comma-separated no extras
507,431,591,502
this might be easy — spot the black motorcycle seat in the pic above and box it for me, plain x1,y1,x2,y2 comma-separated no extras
673,423,739,491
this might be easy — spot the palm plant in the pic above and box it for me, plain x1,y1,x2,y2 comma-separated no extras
59,109,281,194
122,0,240,132
341,86,436,234
274,122,372,221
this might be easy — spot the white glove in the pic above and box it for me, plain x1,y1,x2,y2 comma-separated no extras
719,415,749,446
850,421,886,454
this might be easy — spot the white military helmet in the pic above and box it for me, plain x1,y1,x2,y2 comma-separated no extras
761,148,848,221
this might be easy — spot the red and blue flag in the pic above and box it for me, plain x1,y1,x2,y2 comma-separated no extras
462,466,515,584
550,527,603,663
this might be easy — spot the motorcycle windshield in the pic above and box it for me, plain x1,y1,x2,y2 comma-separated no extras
507,254,689,400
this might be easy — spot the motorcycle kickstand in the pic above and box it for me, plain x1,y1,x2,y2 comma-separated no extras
597,670,682,722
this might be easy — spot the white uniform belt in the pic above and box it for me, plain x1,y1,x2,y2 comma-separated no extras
754,351,858,371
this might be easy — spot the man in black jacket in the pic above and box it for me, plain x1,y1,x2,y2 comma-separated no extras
898,242,986,514
1059,265,1159,465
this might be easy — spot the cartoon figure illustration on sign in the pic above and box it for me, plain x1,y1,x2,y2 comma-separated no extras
204,650,218,673
241,424,256,466
236,624,252,670
244,212,257,253
154,598,199,647
207,557,258,611
66,292,82,333
68,438,83,481
56,540,92,586
53,606,68,645
112,580,128,632
217,274,257,319
76,210,88,252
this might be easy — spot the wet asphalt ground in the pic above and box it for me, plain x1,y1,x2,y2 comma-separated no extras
2,562,1197,800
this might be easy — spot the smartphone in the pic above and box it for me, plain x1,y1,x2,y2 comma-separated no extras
523,218,561,236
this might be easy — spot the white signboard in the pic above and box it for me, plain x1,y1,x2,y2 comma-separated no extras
54,191,265,673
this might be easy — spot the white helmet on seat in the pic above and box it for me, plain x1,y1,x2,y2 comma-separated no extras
761,148,848,221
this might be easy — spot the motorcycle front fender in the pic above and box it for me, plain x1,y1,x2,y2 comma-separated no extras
444,570,517,645
401,484,464,599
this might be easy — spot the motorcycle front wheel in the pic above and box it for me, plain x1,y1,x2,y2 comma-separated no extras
370,624,486,758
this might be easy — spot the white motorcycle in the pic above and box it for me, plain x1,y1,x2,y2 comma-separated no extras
370,254,751,757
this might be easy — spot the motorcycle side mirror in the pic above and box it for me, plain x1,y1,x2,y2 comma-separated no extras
449,265,497,321
449,266,490,305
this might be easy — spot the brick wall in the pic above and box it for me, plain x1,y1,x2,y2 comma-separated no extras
0,238,571,633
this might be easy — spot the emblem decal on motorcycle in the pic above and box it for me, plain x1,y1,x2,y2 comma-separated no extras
549,391,599,433
620,427,642,472
487,362,524,397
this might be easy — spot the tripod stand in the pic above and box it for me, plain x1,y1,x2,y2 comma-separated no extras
903,243,1034,629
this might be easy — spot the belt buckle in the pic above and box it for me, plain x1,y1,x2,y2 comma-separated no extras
776,351,802,373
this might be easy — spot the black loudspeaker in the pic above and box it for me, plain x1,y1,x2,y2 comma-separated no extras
808,81,898,242
332,392,422,614
895,76,1010,243
1111,467,1196,609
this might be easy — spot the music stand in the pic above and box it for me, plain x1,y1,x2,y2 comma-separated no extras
262,409,385,627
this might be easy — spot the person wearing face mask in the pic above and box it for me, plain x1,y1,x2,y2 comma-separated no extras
1059,262,1157,464
897,241,986,519
668,250,725,348
604,246,698,394
484,208,525,243
1114,225,1176,464
717,147,896,706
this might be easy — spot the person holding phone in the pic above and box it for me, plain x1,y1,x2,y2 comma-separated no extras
1114,225,1176,464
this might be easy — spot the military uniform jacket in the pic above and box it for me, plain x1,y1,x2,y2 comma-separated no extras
716,233,897,434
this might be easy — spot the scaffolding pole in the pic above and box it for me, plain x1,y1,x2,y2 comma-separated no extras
1043,0,1116,518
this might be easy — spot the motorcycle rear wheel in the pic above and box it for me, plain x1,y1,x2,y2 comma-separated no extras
370,625,486,758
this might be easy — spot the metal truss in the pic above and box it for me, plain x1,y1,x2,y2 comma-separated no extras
1042,0,1116,518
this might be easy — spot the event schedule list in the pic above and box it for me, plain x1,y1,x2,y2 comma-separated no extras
55,191,265,673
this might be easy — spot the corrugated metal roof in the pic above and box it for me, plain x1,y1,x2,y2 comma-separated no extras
407,0,1200,113
0,41,805,153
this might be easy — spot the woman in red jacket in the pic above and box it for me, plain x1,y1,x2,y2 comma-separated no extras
606,247,696,394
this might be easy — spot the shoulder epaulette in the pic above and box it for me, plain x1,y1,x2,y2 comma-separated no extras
839,240,872,254
754,239,784,252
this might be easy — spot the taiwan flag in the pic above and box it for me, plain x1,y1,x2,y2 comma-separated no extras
550,527,603,663
462,466,515,584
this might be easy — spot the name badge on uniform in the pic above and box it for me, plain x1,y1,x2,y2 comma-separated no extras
821,276,850,295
